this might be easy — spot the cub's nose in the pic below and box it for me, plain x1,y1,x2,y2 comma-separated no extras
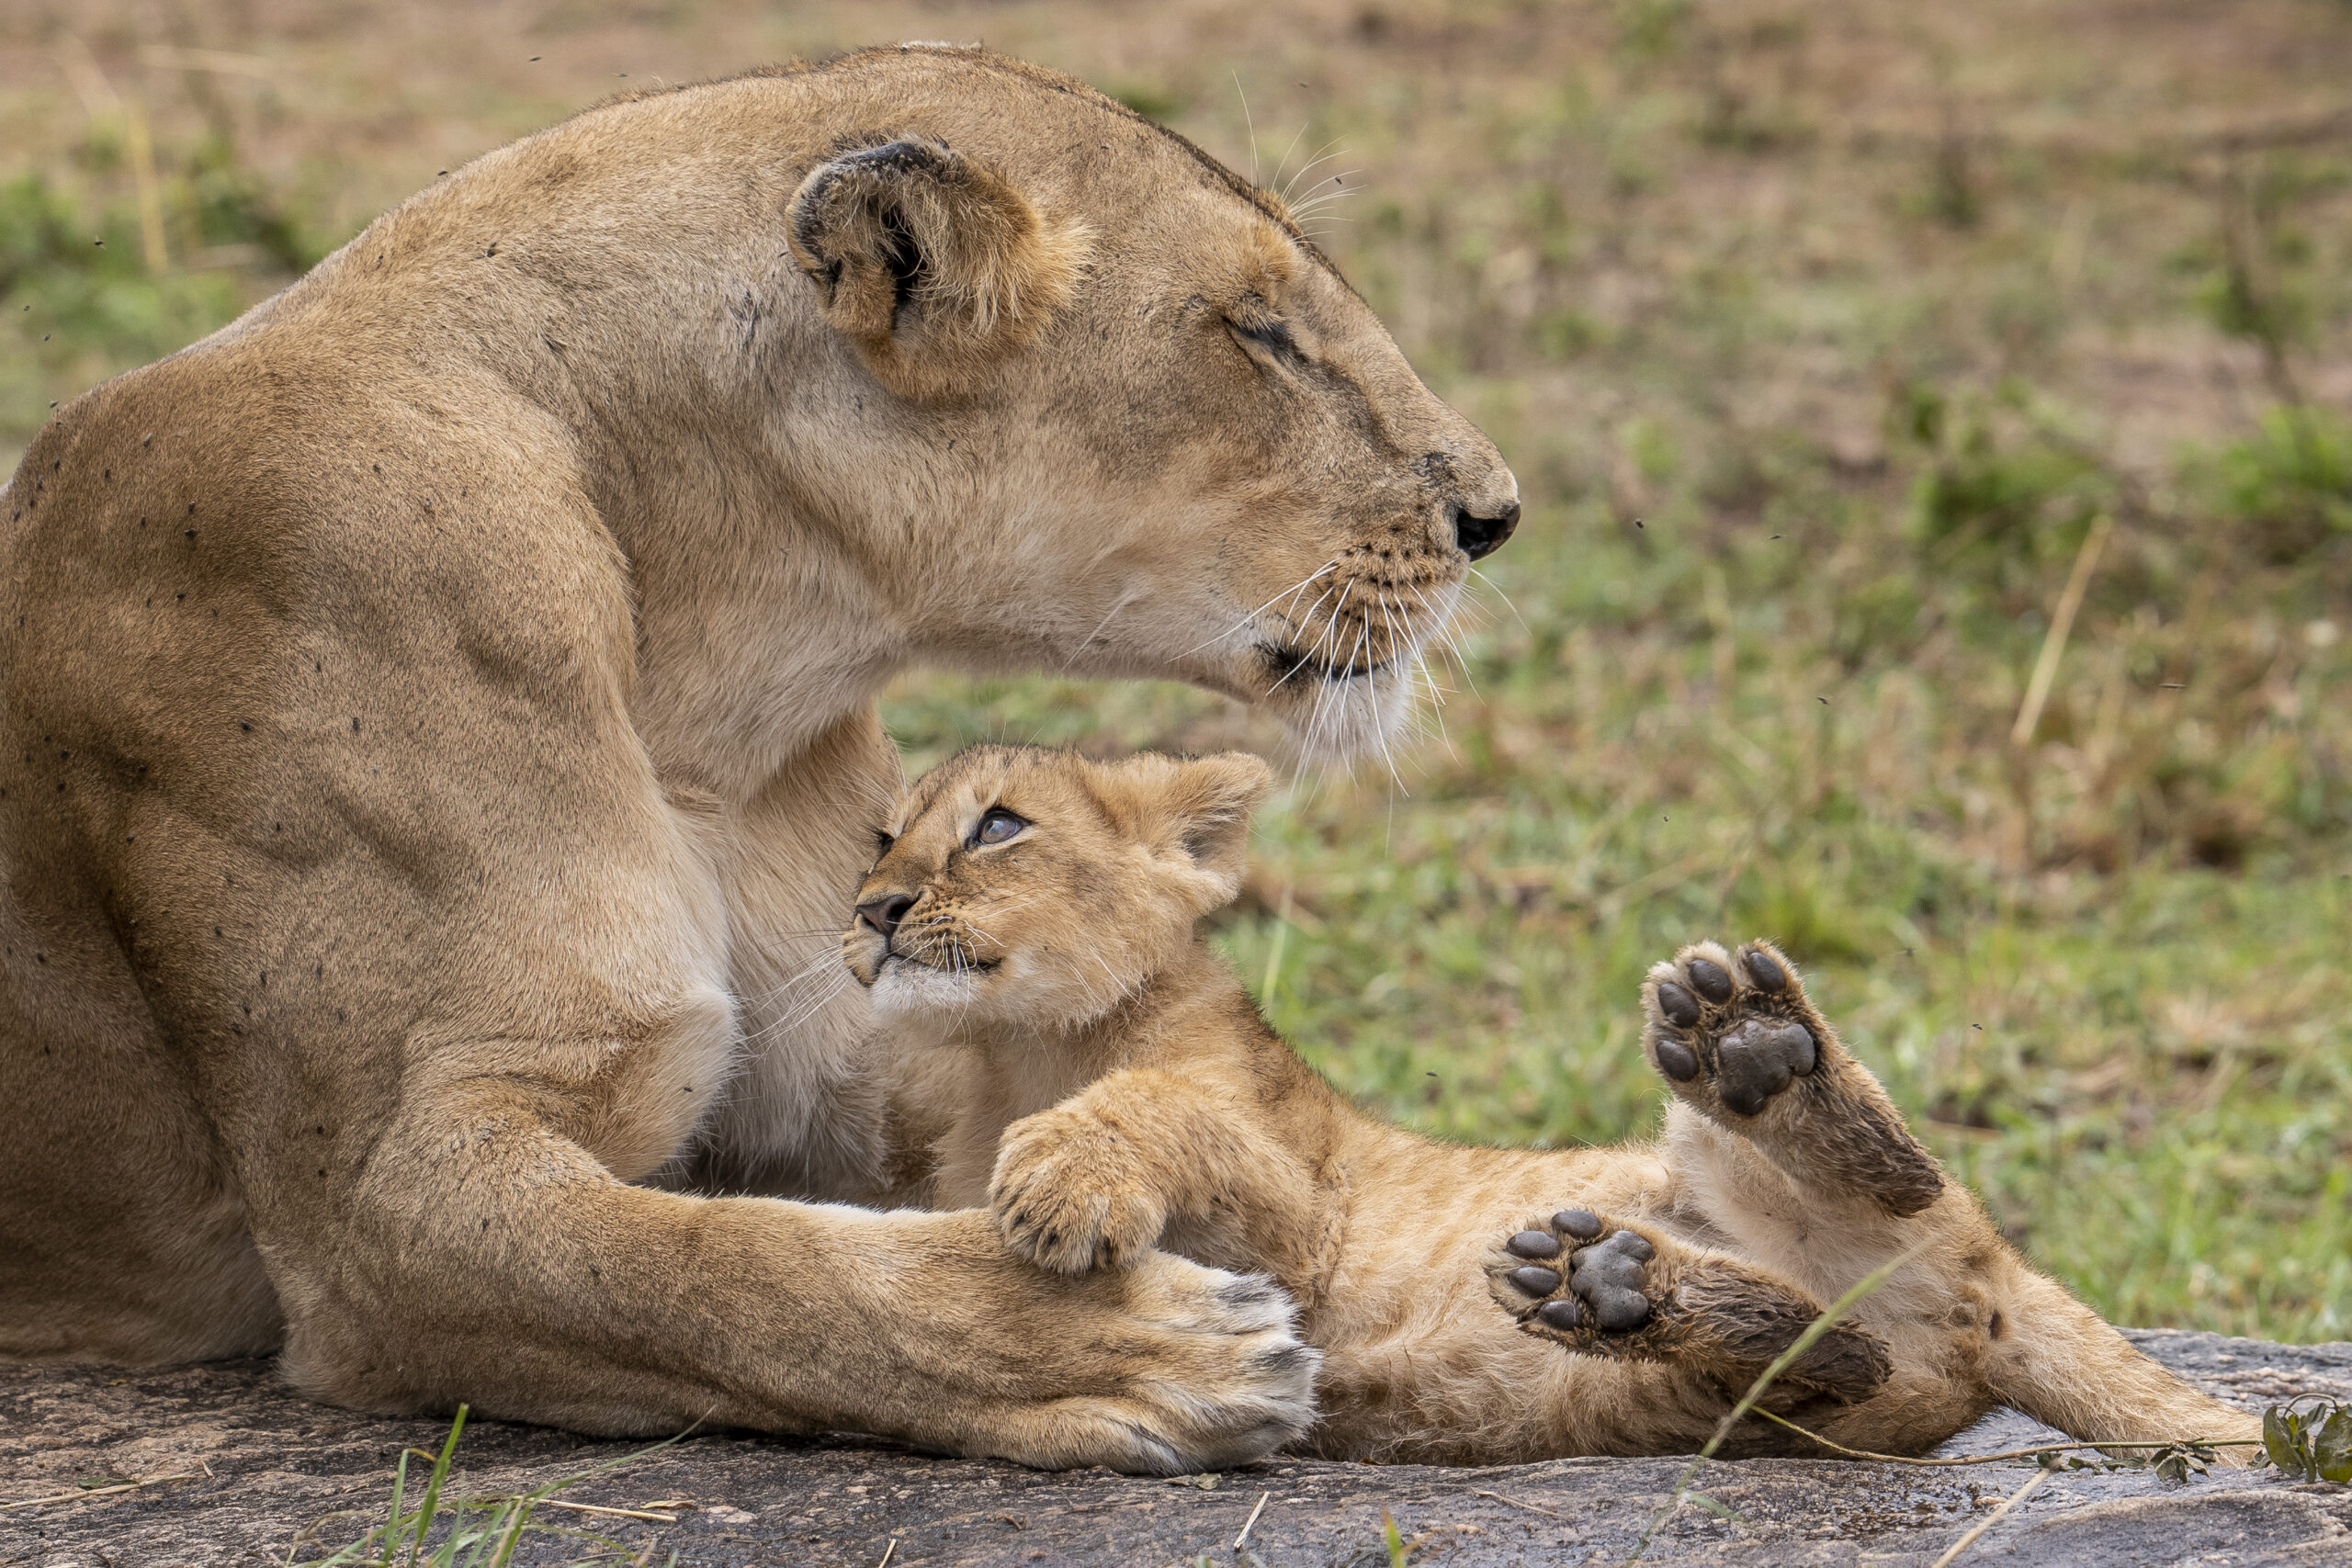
856,894,916,938
1452,501,1521,561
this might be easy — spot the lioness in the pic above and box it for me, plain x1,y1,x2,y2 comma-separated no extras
845,744,2262,1462
0,48,1521,1471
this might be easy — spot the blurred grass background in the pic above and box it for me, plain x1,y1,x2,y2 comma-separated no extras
4,0,2347,1341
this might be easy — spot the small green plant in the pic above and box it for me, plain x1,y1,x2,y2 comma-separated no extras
288,1405,683,1568
1901,384,2106,565
2211,407,2352,561
2262,1397,2352,1483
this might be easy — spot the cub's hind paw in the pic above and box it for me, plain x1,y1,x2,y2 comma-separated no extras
1643,939,1946,1217
1487,1209,1892,1403
1647,942,1819,1114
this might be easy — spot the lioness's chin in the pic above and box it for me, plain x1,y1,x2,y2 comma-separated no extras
1259,661,1419,764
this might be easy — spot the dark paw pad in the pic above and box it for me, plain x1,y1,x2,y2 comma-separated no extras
1507,1229,1562,1259
1569,1230,1656,1331
1714,1016,1817,1116
1685,957,1734,1003
1645,942,1823,1115
1493,1215,1665,1343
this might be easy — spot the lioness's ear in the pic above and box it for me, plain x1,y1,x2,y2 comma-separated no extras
785,138,1089,398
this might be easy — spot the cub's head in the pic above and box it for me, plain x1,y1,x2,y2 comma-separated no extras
842,744,1271,1028
763,48,1520,759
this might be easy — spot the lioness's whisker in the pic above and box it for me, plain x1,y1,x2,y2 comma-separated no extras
1465,564,1529,636
1277,140,1349,206
1064,585,1147,670
1182,558,1340,659
1284,175,1363,220
1267,122,1313,198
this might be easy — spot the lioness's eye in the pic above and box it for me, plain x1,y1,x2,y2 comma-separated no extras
1228,315,1298,358
872,829,896,861
973,808,1027,848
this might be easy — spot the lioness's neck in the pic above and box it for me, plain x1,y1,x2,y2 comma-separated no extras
311,87,925,799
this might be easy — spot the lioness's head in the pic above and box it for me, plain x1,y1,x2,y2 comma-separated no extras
751,48,1519,758
842,744,1268,1027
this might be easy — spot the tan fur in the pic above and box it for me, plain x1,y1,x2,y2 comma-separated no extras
0,47,1520,1473
850,746,2265,1463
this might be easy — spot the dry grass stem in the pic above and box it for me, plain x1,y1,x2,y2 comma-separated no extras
1746,1404,2259,1465
0,1474,195,1512
1233,1489,1272,1549
1926,1462,2055,1568
2009,513,2114,749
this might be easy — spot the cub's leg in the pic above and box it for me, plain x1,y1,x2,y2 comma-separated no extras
1644,939,1945,1216
1483,1209,1890,1405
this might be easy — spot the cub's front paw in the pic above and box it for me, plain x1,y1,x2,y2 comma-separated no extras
990,1106,1167,1273
1487,1208,1665,1342
1486,1207,1892,1403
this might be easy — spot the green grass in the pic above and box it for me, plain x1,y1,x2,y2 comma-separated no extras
289,1406,679,1567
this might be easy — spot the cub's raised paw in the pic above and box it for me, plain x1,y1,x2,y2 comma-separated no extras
1486,1209,1893,1404
1646,941,1821,1115
1643,939,1946,1217
990,1105,1167,1274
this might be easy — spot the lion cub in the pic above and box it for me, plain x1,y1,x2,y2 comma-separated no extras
844,744,2259,1462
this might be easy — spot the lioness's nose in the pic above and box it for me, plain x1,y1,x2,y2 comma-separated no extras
857,894,916,938
1452,500,1521,561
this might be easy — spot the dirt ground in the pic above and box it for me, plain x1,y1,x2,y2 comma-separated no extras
6,1333,2350,1566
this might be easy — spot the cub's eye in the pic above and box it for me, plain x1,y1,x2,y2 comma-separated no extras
972,808,1027,848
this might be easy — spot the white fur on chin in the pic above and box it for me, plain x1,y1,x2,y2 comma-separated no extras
868,958,987,1020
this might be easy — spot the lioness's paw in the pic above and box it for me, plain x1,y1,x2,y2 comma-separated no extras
1008,1253,1319,1474
1643,938,1945,1216
990,1106,1167,1273
1487,1208,1664,1341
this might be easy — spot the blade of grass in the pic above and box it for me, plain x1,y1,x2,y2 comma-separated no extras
2,1474,194,1513
484,1497,532,1568
407,1406,467,1568
381,1445,413,1568
2009,513,2113,747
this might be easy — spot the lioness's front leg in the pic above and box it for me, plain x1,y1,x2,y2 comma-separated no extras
282,1097,1316,1473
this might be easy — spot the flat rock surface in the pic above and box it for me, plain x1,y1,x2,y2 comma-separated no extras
4,1330,2347,1567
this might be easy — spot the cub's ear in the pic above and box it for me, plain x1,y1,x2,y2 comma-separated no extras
785,138,1090,399
1124,751,1274,913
